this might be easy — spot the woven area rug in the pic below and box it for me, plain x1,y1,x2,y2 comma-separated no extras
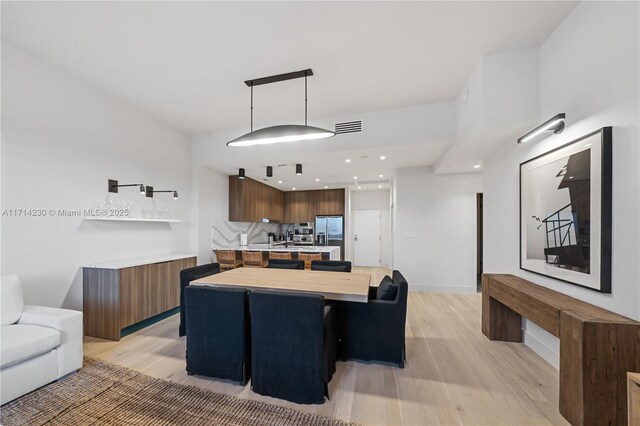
1,358,352,426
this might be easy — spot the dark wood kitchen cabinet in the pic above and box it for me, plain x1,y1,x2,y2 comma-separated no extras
315,189,345,215
229,176,344,223
284,190,317,223
229,176,284,222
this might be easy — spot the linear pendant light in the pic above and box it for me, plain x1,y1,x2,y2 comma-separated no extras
227,69,335,147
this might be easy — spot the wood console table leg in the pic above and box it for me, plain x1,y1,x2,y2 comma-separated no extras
482,277,522,342
560,310,640,426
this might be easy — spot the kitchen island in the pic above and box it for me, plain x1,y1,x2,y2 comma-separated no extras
214,244,341,261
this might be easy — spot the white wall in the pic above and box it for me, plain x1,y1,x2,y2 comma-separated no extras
483,1,640,368
192,164,228,264
1,44,192,310
349,189,391,267
393,167,483,292
435,48,540,174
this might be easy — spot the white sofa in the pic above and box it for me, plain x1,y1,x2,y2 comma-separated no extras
0,275,83,405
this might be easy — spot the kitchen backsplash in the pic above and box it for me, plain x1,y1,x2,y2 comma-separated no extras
212,221,293,249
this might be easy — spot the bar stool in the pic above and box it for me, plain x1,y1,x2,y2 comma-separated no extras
242,251,267,268
269,251,292,260
298,252,322,270
216,250,241,271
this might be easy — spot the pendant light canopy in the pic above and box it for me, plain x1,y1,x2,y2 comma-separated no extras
227,69,335,147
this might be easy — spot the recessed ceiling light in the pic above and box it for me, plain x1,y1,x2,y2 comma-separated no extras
324,185,328,189
353,176,358,180
473,164,481,169
357,186,362,189
379,156,386,160
378,185,382,188
379,174,384,178
315,178,320,182
345,159,351,163
278,180,283,184
292,187,296,190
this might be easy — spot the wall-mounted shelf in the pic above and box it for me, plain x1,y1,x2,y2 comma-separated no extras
84,217,181,223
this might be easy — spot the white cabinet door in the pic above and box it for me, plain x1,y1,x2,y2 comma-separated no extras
353,210,381,267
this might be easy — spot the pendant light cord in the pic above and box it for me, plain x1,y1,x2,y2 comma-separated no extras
304,73,308,126
250,83,253,132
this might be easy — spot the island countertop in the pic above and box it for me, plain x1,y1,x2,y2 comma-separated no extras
214,245,341,260
238,244,339,252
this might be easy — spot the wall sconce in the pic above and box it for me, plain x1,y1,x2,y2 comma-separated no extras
518,113,565,143
145,186,178,200
108,179,145,194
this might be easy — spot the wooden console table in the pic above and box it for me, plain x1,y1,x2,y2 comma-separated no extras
83,254,196,341
482,274,640,426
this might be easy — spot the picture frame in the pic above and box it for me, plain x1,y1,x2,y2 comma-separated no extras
519,127,612,293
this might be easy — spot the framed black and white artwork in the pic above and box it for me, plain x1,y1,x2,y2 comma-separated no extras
519,127,612,293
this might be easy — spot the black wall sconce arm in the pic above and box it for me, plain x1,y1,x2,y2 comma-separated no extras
145,186,178,200
108,179,145,194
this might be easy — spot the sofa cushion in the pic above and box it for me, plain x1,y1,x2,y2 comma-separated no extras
376,275,398,301
0,324,61,369
1,275,24,326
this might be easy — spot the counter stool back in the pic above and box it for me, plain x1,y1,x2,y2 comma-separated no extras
216,250,241,271
298,252,322,270
269,251,292,260
242,251,266,268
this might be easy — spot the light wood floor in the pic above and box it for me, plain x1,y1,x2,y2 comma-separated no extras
84,267,568,425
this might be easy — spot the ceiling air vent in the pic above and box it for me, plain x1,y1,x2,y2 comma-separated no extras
335,120,362,135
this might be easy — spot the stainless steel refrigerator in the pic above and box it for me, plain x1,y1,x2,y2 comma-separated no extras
315,215,344,260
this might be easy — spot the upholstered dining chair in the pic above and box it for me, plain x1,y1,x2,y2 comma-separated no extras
249,291,336,404
298,252,322,270
310,260,352,272
268,259,305,270
216,250,241,271
338,270,408,367
185,285,250,384
178,262,220,337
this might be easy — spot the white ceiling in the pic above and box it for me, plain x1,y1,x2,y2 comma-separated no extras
192,102,456,191
2,1,578,135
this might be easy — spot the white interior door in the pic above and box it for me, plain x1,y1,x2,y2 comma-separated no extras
353,210,381,267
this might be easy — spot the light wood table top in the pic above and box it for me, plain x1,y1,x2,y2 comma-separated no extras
191,267,371,303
